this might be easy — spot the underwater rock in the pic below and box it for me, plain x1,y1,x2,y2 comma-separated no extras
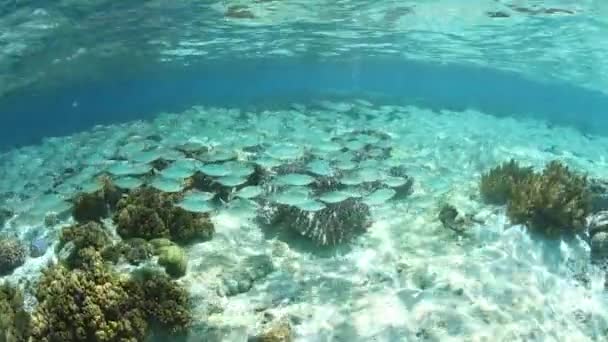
250,318,293,342
0,207,13,226
221,254,274,296
587,211,608,237
261,198,372,246
29,237,49,258
587,179,608,213
591,232,608,260
0,237,27,275
437,203,476,233
587,211,608,263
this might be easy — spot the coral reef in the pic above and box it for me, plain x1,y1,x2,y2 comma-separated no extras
480,159,534,205
0,237,27,276
72,191,108,223
480,160,590,236
101,239,154,266
31,254,148,342
0,283,31,342
72,176,122,223
31,255,193,341
157,245,188,278
128,269,192,335
261,198,372,246
57,222,111,269
113,187,214,243
507,161,590,236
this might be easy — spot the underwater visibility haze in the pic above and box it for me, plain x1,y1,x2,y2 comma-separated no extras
2,1,608,341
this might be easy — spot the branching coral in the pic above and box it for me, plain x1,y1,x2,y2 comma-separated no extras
507,161,590,236
0,283,31,342
480,160,590,236
0,237,27,276
261,198,372,246
113,187,214,243
480,159,534,205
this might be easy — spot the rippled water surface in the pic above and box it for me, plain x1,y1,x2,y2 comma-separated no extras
2,0,608,96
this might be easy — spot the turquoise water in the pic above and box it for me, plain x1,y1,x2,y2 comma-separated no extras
2,1,608,341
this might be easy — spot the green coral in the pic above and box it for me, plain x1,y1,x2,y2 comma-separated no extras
0,238,27,276
507,161,590,236
480,159,534,205
122,239,153,266
128,269,192,335
0,283,31,342
31,253,148,342
157,245,188,278
113,187,214,243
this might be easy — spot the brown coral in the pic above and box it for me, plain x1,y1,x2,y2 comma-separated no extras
113,187,214,243
31,253,148,342
480,159,534,205
507,161,590,236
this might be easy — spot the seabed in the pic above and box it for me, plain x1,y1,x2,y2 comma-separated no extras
2,100,608,341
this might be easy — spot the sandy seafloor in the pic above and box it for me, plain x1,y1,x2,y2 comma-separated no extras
2,100,608,342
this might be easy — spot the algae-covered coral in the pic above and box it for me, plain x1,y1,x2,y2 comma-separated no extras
480,160,590,236
0,237,27,276
507,160,590,236
480,159,534,205
157,245,188,278
0,283,31,342
57,221,111,268
31,253,148,342
113,187,214,243
128,269,192,335
31,252,193,341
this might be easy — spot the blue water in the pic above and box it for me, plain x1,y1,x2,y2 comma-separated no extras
2,57,608,150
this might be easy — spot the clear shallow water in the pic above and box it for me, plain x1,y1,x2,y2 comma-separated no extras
2,1,608,341
3,103,608,341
